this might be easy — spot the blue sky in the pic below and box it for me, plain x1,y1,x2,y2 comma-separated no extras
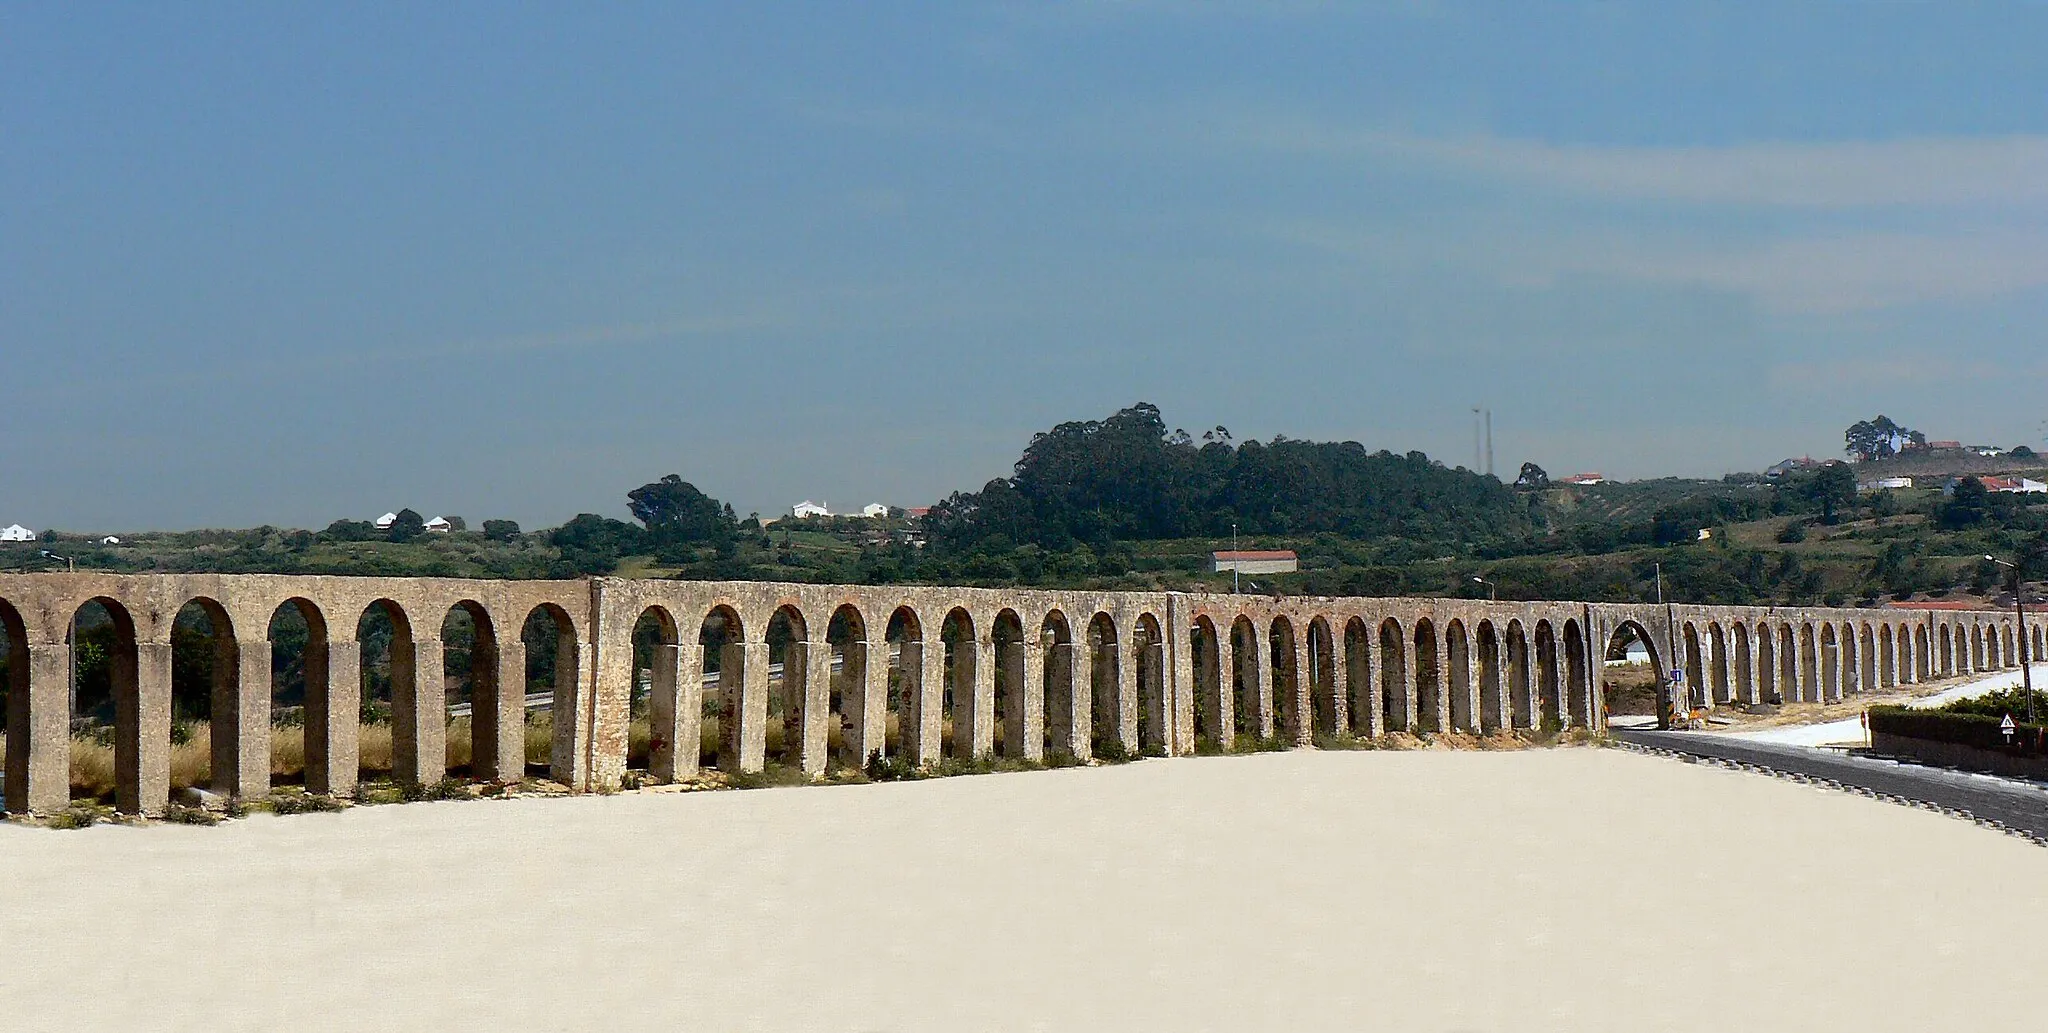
5,3,2046,531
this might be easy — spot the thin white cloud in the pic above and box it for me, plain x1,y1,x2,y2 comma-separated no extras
1228,117,2048,209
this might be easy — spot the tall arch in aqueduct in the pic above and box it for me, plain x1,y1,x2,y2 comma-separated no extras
0,572,2035,815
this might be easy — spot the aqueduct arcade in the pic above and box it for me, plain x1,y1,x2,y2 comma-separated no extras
0,573,2036,815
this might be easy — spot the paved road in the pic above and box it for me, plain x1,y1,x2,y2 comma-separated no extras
1613,728,2048,839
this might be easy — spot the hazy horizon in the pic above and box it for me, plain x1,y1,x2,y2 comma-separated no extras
7,5,2046,532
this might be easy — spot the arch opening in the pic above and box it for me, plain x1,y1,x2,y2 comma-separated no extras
1379,618,1409,732
698,605,746,773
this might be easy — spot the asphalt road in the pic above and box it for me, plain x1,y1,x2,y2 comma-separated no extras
1613,728,2048,840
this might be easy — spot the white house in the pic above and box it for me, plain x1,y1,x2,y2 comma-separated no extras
0,524,35,542
373,512,399,530
860,503,890,519
1858,476,1914,491
99,536,121,545
423,516,453,533
791,501,831,519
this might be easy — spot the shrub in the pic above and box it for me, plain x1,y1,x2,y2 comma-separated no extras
1869,704,2047,755
398,778,471,803
1042,749,1083,769
864,752,919,782
162,804,220,826
1091,737,1133,764
268,791,345,815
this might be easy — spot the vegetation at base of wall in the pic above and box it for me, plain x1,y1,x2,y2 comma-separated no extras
267,789,346,815
1868,704,2048,756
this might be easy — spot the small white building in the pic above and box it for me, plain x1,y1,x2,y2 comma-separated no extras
1858,476,1914,491
791,501,831,519
99,536,121,545
0,524,35,542
423,516,453,533
1211,550,1298,575
373,512,399,530
860,503,889,519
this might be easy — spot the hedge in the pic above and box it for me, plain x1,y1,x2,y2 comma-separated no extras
1867,705,2048,757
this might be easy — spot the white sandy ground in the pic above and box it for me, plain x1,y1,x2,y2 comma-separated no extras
5,749,2048,1033
1729,664,2048,747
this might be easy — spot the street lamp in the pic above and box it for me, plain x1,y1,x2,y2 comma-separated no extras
1986,555,2035,725
39,549,73,572
1471,575,1497,601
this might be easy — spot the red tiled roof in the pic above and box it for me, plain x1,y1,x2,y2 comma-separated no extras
1212,550,1297,560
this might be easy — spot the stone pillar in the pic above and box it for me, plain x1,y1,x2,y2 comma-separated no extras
1362,640,1385,738
1285,636,1311,746
799,635,832,775
1116,636,1140,754
1466,642,1486,736
1732,632,1757,705
894,639,925,765
734,639,769,773
1167,610,1195,755
1325,637,1351,740
1015,636,1044,761
916,635,945,764
306,637,360,798
121,640,171,816
998,636,1024,759
1212,629,1238,748
970,630,996,759
648,641,699,782
1047,639,1085,760
1140,639,1167,752
475,638,527,784
848,636,885,766
394,634,447,787
213,637,273,799
4,642,72,815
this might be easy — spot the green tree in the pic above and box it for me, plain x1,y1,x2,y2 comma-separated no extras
1939,478,1990,529
386,508,426,543
481,519,521,541
1514,462,1550,490
1800,464,1857,524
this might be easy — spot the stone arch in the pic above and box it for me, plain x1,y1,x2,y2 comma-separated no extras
1086,612,1126,755
1878,624,1895,688
1563,619,1590,726
1778,625,1798,700
1972,624,1986,671
624,604,680,780
886,605,931,764
1604,619,1662,724
1501,620,1530,730
992,608,1029,759
523,602,584,783
1269,615,1302,745
1413,618,1441,734
1914,624,1930,682
1534,619,1561,730
1343,616,1373,736
173,595,251,799
1682,623,1704,710
1860,623,1879,691
1445,619,1472,734
1377,618,1408,732
2003,624,2017,668
1728,622,1751,704
267,598,337,792
1229,615,1267,743
941,606,983,760
1134,612,1168,753
766,603,815,769
441,599,499,780
826,603,875,769
1939,623,1954,677
1475,620,1502,734
1306,615,1339,738
634,603,695,783
699,603,752,773
65,598,143,811
1039,609,1081,759
1191,615,1226,748
1819,624,1839,703
0,597,36,812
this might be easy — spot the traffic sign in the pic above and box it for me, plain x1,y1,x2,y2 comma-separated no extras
2002,713,2017,744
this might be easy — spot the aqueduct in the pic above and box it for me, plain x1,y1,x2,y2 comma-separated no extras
0,572,2038,815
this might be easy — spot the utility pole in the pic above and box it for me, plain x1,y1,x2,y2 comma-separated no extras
1485,408,1494,479
1988,555,2035,724
1231,523,1239,595
1472,407,1482,472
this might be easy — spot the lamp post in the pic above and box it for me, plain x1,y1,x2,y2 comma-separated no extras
1471,575,1497,601
1987,555,2036,724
